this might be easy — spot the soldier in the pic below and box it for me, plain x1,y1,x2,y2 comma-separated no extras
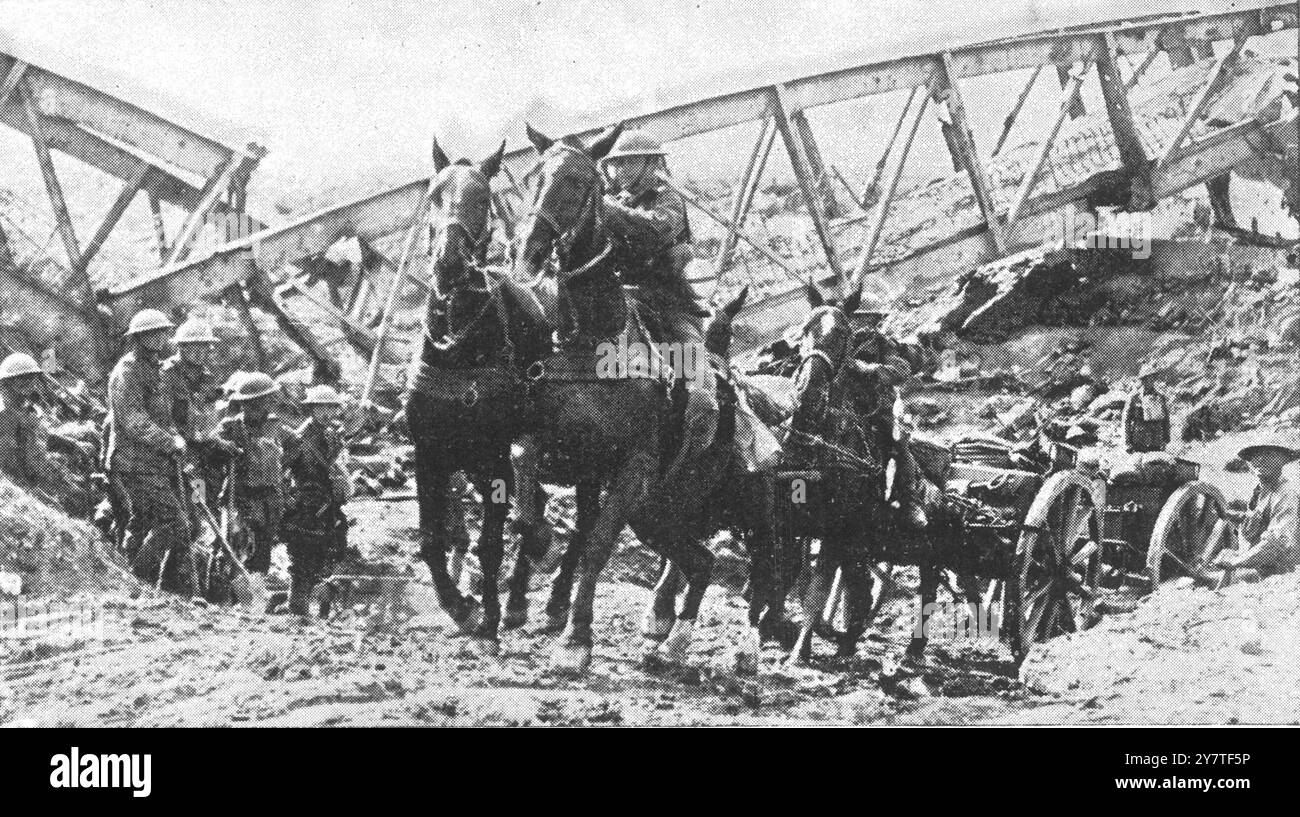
281,385,353,615
1209,438,1300,587
0,352,58,493
599,128,717,457
211,372,285,609
105,308,194,594
1123,361,1170,453
161,316,222,502
849,294,936,529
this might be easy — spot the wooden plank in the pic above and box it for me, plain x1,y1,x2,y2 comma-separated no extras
771,83,846,293
659,171,803,284
937,51,1007,254
166,154,240,265
851,85,930,290
1006,60,1092,229
77,163,150,274
20,81,86,302
0,60,28,108
992,66,1043,156
1157,39,1246,169
716,118,776,278
1097,32,1150,173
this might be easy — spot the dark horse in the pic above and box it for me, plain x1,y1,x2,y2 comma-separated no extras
405,139,553,653
782,283,891,666
516,122,788,673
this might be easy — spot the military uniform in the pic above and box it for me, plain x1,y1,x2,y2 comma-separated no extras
105,349,192,591
212,412,286,574
282,417,350,613
0,395,54,488
161,354,222,501
603,182,706,345
1123,386,1170,453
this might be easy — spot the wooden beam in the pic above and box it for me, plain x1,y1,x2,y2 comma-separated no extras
659,171,803,284
20,80,88,303
0,60,28,109
716,118,777,278
936,52,1007,254
166,154,240,265
992,66,1043,156
852,86,930,289
771,83,846,293
77,163,150,274
1006,60,1092,229
1157,39,1246,169
1097,32,1151,174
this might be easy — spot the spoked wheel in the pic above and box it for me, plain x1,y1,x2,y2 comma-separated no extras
1007,471,1102,658
1147,481,1230,590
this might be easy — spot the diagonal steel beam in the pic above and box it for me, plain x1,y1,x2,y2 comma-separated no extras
166,154,242,265
77,163,151,275
1006,59,1093,230
716,117,777,278
0,60,28,108
20,79,88,306
1157,39,1247,170
937,51,1007,254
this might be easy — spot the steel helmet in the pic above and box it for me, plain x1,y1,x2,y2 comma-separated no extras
302,384,344,405
230,372,279,401
604,130,666,161
0,352,42,381
173,316,219,344
854,291,890,318
126,308,176,336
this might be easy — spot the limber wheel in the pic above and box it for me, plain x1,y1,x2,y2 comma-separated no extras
1007,471,1102,658
1148,481,1229,590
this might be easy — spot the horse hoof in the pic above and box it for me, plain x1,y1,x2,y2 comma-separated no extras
903,639,927,664
464,636,500,658
501,607,529,631
453,600,484,636
640,610,675,642
549,641,592,675
655,619,694,665
732,628,762,676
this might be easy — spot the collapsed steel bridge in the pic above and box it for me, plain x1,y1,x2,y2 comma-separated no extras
2,2,1296,390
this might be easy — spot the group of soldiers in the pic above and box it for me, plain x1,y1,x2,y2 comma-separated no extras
0,307,354,614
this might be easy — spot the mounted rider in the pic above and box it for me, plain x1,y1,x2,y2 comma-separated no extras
848,293,936,530
599,129,718,458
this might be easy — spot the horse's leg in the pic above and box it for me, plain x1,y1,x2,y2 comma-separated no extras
551,453,654,674
641,557,680,642
465,465,507,654
787,542,836,667
907,551,937,662
542,479,595,633
838,553,875,659
413,442,476,630
503,459,546,632
652,538,713,665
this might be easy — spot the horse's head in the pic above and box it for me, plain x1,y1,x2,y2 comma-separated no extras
427,138,504,294
792,282,862,428
514,122,623,284
703,285,749,361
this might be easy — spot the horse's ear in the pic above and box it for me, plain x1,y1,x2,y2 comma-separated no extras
479,140,506,179
431,137,451,172
806,282,825,309
586,122,624,161
842,282,863,316
722,285,749,319
525,123,554,154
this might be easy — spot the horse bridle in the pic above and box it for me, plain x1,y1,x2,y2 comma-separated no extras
524,144,611,279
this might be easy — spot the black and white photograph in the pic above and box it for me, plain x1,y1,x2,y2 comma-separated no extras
0,0,1296,758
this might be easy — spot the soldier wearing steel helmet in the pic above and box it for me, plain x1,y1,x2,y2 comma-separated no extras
281,384,353,615
849,292,938,530
162,316,223,501
105,308,194,594
600,128,717,457
0,352,58,490
1123,361,1171,453
211,371,286,608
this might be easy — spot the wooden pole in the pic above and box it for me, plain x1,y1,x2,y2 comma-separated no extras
361,179,435,404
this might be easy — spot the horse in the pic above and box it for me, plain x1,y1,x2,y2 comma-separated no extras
404,139,554,653
516,121,777,673
781,282,894,666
